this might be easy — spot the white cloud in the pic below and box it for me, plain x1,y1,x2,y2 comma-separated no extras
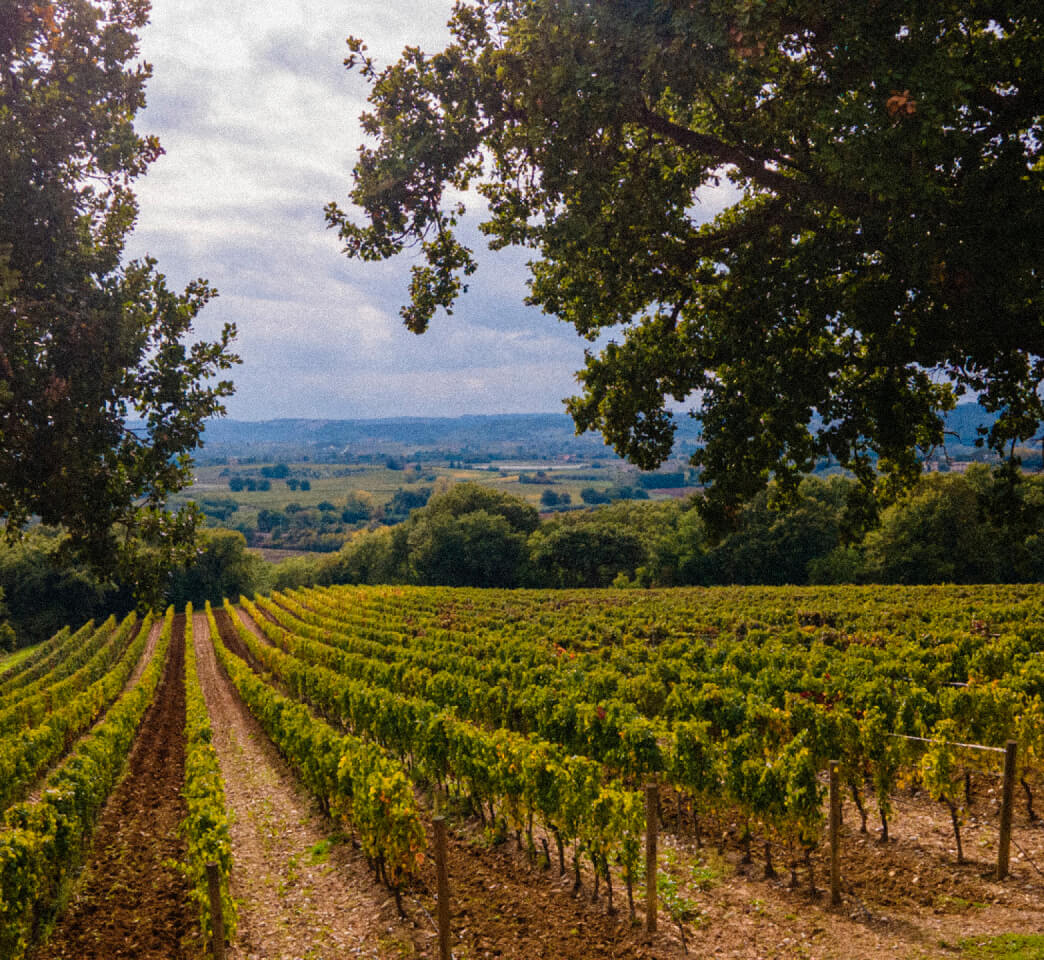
124,1,724,423
232,357,585,421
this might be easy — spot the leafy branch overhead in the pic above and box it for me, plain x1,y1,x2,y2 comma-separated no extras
328,0,1043,521
0,0,239,591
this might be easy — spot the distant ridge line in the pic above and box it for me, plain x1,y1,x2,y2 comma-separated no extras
152,402,1018,463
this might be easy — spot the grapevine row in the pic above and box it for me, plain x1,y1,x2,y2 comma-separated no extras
179,603,236,950
264,585,1044,863
0,622,94,697
226,601,648,905
0,611,153,813
247,596,826,871
0,607,173,960
205,602,426,894
0,613,138,737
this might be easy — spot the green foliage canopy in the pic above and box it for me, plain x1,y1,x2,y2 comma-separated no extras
0,0,238,586
330,1,1043,522
167,529,270,607
0,529,131,646
0,588,14,653
527,521,645,588
418,481,539,534
264,470,1044,590
408,508,528,586
404,483,538,585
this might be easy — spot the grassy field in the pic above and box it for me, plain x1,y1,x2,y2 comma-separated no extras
0,640,41,676
959,935,1044,959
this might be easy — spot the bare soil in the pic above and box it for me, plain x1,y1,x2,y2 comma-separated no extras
376,777,1044,960
641,783,1044,960
194,609,416,959
248,547,312,563
127,615,164,687
32,616,196,960
406,819,683,960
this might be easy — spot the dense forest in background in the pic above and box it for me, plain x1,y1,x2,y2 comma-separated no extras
5,463,1044,650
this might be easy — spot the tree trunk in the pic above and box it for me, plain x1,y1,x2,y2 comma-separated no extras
1022,777,1037,821
763,840,776,879
879,805,889,843
603,855,615,914
850,783,868,833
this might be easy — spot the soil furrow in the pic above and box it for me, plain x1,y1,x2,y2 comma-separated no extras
127,615,164,687
33,615,194,960
193,610,411,959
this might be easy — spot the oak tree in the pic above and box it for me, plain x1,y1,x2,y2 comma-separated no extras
329,0,1043,522
0,0,237,590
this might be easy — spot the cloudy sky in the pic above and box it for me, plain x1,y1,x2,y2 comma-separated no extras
125,1,729,422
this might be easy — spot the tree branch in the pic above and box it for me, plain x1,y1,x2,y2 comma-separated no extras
680,196,802,259
636,103,803,198
636,104,873,215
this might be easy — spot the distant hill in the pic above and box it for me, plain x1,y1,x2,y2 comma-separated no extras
188,403,1018,465
193,413,703,463
942,403,1003,445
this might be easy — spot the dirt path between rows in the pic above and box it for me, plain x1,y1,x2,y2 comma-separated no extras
33,616,195,960
128,615,164,687
192,610,413,959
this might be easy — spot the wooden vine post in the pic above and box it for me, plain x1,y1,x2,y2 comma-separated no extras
434,816,452,960
206,861,226,960
997,740,1018,881
645,781,658,934
828,760,841,906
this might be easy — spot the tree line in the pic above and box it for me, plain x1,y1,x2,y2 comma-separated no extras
267,467,1044,594
4,464,1044,649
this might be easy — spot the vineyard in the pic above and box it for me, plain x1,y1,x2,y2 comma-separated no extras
0,584,1042,959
